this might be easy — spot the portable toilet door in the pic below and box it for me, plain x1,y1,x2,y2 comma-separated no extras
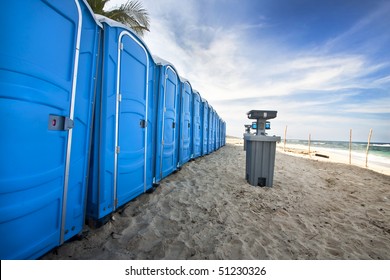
154,57,180,182
178,79,193,166
211,109,216,152
202,99,209,155
192,90,202,158
216,116,220,149
221,119,224,147
222,120,226,146
199,95,204,156
215,114,219,150
225,121,227,145
216,115,221,149
0,0,100,259
213,110,217,151
86,17,154,221
216,114,220,149
207,104,213,153
222,120,225,146
219,119,222,147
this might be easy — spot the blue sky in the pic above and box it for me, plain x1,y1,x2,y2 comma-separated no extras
106,0,390,142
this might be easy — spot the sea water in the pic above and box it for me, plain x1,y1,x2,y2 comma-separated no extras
285,139,390,169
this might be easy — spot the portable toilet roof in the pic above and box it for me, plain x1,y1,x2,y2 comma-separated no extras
96,14,156,65
95,15,154,54
179,76,192,85
153,55,180,74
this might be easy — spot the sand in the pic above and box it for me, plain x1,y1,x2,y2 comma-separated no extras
42,136,390,260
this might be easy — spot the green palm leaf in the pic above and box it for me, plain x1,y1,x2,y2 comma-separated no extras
87,0,150,37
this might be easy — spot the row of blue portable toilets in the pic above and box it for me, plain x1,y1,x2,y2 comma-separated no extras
0,0,226,259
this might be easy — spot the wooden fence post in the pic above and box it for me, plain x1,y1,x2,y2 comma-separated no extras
365,128,373,168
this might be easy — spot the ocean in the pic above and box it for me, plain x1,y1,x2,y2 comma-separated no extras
284,139,390,169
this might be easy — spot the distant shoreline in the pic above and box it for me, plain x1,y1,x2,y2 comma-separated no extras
278,143,390,176
228,136,390,176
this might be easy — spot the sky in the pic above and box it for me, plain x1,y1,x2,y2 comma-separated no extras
106,0,390,142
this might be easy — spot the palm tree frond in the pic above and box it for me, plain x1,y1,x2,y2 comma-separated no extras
87,0,110,14
109,1,150,35
87,0,150,37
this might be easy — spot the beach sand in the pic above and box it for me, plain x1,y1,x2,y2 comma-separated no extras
42,136,390,260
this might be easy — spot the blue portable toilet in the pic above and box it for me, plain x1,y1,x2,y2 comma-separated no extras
214,113,218,150
178,78,193,166
216,115,219,150
208,107,216,153
220,120,224,146
214,111,218,150
217,115,221,149
218,116,221,149
198,94,204,156
222,119,225,145
201,98,209,155
154,57,180,182
215,114,220,150
224,121,227,145
222,121,226,146
207,104,213,153
192,90,202,158
0,0,100,259
86,16,155,221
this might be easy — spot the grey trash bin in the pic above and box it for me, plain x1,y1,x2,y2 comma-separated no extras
245,110,280,187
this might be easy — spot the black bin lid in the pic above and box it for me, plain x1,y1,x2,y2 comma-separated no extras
247,110,277,120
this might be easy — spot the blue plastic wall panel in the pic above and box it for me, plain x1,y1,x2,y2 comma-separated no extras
202,100,209,155
0,0,99,259
198,94,204,156
215,116,218,150
207,103,212,154
192,91,202,158
87,21,154,221
154,64,180,183
223,121,225,146
225,122,226,145
212,112,216,151
216,116,221,149
214,111,218,151
222,121,225,146
215,115,218,150
216,117,219,149
212,110,216,151
221,120,224,146
208,108,215,152
222,122,224,146
178,81,192,166
209,107,212,152
221,121,224,146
